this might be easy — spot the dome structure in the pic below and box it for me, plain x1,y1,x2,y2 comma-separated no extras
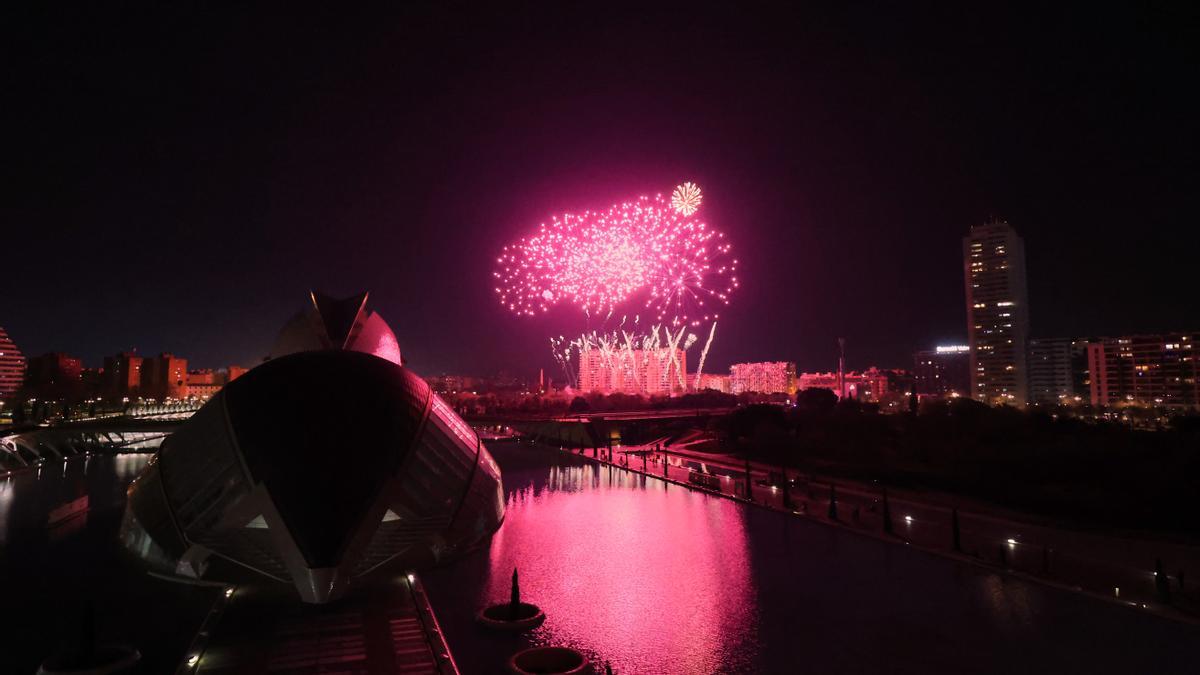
121,347,503,603
268,290,402,365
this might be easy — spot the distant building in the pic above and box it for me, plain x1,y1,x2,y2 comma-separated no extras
106,352,190,400
0,327,27,400
578,348,687,396
799,368,890,401
693,373,730,393
103,352,144,399
23,352,83,400
964,219,1030,405
227,365,249,382
913,345,971,397
1086,333,1200,410
729,362,796,395
1027,338,1089,404
186,369,220,399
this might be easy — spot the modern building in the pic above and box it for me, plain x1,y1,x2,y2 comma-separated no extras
913,345,971,397
729,361,796,395
963,219,1030,405
141,353,189,400
0,327,27,401
577,348,687,396
121,292,503,604
103,351,144,399
1027,338,1089,404
1085,333,1200,409
23,352,84,400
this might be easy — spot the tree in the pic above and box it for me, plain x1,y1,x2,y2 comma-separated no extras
568,396,591,413
795,387,837,415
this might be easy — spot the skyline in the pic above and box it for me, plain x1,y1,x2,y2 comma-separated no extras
5,4,1197,374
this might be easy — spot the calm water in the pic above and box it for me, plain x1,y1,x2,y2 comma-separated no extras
0,454,218,674
425,441,1200,674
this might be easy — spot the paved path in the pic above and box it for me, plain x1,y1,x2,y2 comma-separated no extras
192,576,456,675
579,440,1200,622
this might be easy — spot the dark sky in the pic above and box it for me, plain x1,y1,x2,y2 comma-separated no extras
4,3,1197,378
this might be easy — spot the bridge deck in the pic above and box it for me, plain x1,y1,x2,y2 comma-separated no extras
194,577,456,675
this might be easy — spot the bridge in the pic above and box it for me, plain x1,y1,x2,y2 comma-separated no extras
0,402,200,472
467,406,736,449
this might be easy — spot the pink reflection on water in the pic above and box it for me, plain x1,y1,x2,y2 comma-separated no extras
485,465,757,674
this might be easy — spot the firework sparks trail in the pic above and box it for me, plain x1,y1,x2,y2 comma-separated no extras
693,321,718,390
493,183,738,326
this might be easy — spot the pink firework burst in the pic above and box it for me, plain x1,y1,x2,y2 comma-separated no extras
493,185,738,325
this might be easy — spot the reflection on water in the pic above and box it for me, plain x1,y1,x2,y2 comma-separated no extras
426,442,1200,675
484,464,756,673
0,454,151,545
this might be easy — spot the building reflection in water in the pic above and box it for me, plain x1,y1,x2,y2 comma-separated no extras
484,464,757,674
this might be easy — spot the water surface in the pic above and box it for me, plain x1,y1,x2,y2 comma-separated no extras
425,441,1199,674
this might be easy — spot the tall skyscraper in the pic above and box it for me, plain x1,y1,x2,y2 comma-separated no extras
963,219,1030,405
0,327,26,400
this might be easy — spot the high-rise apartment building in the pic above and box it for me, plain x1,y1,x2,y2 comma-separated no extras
964,219,1030,405
141,353,189,400
913,345,971,397
103,352,144,398
1027,338,1088,404
24,352,84,400
730,362,797,395
577,348,687,396
1086,333,1199,409
0,327,26,400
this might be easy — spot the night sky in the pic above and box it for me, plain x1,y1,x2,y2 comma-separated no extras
5,4,1197,378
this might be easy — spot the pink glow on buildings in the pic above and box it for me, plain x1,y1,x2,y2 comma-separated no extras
798,367,891,401
576,348,687,396
729,361,796,395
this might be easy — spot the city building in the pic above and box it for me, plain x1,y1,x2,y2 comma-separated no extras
798,368,891,401
729,362,796,395
963,219,1030,405
693,373,730,393
23,352,84,400
1028,338,1089,404
141,353,189,400
1085,333,1200,409
913,345,971,397
103,351,143,398
0,327,27,400
577,348,687,396
121,294,503,604
186,370,221,399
